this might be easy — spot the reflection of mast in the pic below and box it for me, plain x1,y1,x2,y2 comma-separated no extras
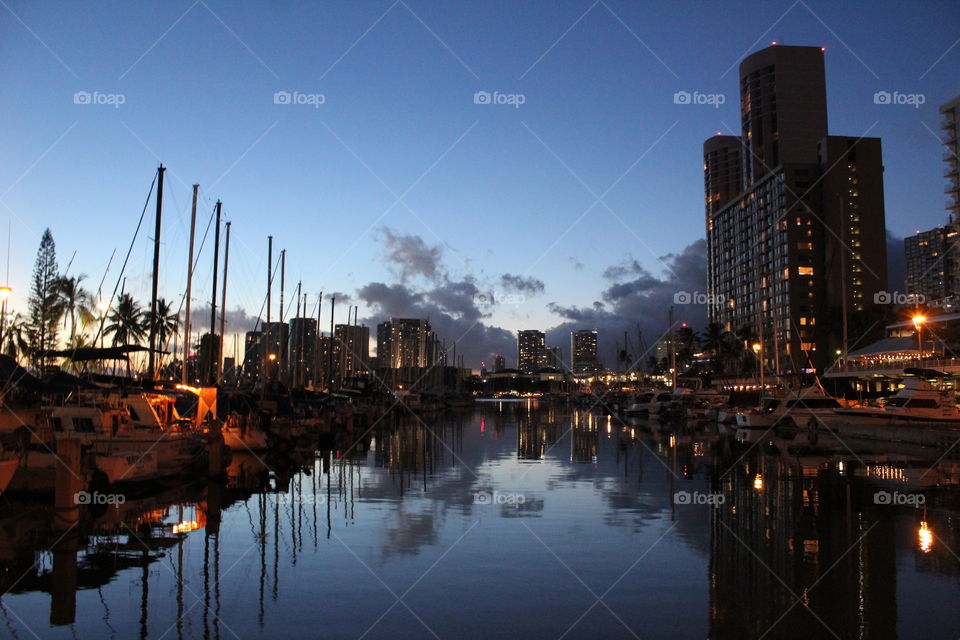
258,493,266,628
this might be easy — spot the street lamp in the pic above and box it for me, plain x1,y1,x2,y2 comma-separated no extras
0,285,10,348
913,315,926,365
752,342,763,391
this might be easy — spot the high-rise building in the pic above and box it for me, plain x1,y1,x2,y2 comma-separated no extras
493,354,506,372
571,330,598,375
704,44,888,372
242,330,262,383
288,317,317,388
389,318,430,368
517,330,545,373
376,321,392,369
335,324,371,377
902,96,960,309
539,345,562,370
943,95,960,222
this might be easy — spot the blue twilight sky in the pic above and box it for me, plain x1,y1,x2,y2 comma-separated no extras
1,1,958,366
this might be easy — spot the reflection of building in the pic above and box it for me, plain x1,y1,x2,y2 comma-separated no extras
704,44,888,373
518,330,545,373
569,411,598,463
571,330,598,375
709,458,896,638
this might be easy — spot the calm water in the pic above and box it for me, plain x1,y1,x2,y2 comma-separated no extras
2,401,959,639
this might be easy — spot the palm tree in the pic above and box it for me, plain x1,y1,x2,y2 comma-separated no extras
55,274,94,340
105,293,145,376
105,293,145,347
700,322,725,373
61,333,94,374
3,313,31,362
144,297,180,373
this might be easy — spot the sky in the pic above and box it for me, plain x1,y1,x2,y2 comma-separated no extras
1,0,958,368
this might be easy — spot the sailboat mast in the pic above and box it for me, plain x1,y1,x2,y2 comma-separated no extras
218,220,231,385
182,184,198,386
147,164,165,381
208,201,221,386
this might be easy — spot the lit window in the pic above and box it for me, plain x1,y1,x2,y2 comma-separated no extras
798,266,814,276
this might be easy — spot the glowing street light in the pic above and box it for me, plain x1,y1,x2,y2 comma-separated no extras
752,343,763,390
913,315,926,363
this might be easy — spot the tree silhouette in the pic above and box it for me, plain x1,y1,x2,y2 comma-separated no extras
27,229,60,366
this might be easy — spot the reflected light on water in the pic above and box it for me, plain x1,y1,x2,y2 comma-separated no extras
754,474,764,491
919,521,934,553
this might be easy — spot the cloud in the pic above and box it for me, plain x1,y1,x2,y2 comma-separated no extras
500,273,545,295
568,257,584,271
357,279,514,365
545,240,707,367
188,305,261,333
376,227,443,282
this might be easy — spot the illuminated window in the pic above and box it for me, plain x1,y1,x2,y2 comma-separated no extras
798,266,814,276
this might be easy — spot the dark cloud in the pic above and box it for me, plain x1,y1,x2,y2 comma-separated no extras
357,279,514,366
376,227,443,282
499,274,545,295
886,230,906,292
545,240,708,367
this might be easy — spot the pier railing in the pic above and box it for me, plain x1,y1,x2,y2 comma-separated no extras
822,357,960,378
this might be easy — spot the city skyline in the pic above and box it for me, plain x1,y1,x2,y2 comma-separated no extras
2,2,958,368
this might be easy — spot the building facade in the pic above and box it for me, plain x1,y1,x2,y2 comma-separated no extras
517,330,545,373
704,44,888,373
570,330,599,375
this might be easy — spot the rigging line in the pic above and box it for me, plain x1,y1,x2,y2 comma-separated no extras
173,200,218,324
90,169,158,348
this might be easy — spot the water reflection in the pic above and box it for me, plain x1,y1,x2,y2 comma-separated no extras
0,401,958,638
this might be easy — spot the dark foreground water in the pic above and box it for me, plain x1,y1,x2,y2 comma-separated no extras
2,401,959,639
